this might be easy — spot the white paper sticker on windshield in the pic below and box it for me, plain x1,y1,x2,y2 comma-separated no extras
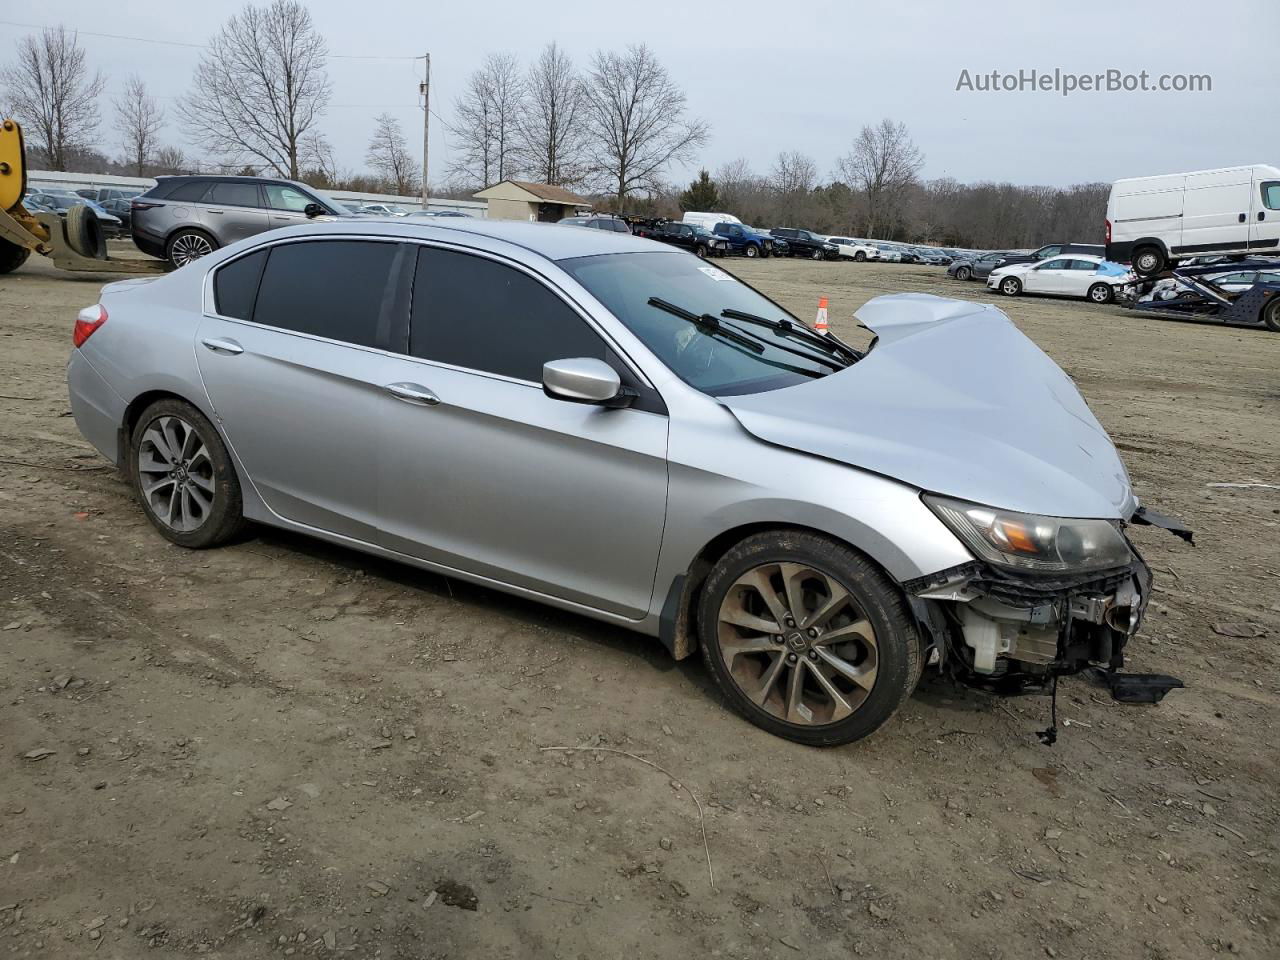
698,265,736,282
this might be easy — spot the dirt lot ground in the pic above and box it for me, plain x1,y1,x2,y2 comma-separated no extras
2,250,1277,959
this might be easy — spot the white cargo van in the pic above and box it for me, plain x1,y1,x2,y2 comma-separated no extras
1105,164,1280,275
681,211,742,232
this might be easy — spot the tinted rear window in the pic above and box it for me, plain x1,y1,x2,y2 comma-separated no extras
166,180,212,202
207,182,261,207
253,240,401,348
214,249,268,320
410,247,605,381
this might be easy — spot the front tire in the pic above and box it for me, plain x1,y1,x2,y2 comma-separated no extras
854,250,866,262
129,399,245,549
744,244,759,259
1088,283,1114,304
166,228,217,268
696,531,920,746
955,265,972,281
810,248,823,261
694,245,707,259
999,276,1023,296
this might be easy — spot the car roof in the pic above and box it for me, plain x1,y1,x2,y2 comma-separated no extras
263,216,658,262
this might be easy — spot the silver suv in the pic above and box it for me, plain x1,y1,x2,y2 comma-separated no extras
130,175,349,267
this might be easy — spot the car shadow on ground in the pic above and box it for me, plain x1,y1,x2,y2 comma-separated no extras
246,523,702,681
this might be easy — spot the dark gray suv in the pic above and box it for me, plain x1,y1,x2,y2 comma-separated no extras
130,176,349,267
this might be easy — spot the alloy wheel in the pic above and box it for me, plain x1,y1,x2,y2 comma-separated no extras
170,233,213,266
137,416,216,532
1090,284,1112,303
716,562,878,726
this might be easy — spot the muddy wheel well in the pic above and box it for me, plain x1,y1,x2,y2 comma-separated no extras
662,522,902,661
117,389,202,465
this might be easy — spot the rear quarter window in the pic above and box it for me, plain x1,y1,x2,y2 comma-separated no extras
166,181,213,202
213,249,268,320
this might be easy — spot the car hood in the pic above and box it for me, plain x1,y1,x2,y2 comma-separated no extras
720,294,1135,519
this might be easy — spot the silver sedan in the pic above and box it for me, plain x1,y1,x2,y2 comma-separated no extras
67,218,1179,745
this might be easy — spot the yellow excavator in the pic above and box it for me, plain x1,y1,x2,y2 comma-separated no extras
0,117,165,276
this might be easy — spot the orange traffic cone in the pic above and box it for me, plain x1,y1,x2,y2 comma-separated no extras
813,297,830,335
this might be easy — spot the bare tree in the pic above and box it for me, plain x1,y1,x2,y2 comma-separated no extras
365,113,419,195
769,151,818,195
298,129,339,186
580,44,709,203
835,118,924,238
516,42,588,186
179,0,331,179
447,53,525,188
152,145,188,176
0,26,105,172
113,74,164,177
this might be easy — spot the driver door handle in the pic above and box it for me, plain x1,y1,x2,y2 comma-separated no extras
385,382,440,406
201,337,243,355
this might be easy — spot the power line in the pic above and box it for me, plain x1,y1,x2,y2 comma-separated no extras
0,19,425,60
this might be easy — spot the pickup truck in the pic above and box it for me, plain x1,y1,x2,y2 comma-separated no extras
712,221,777,258
769,227,839,260
642,220,728,258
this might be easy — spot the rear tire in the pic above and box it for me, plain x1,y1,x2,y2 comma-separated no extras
999,276,1023,296
65,204,105,259
129,398,245,549
1132,246,1166,277
955,265,972,281
1263,297,1280,333
166,229,217,268
1088,283,1114,304
0,239,32,274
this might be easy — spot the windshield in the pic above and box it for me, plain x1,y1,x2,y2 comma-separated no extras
561,252,839,397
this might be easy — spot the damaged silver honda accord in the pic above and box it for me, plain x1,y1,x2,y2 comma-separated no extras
66,218,1189,745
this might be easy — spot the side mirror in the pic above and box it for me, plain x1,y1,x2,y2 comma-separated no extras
542,357,634,408
303,202,325,219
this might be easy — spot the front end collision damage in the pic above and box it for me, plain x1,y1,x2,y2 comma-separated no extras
905,511,1190,704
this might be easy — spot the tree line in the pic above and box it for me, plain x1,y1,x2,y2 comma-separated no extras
0,2,1105,246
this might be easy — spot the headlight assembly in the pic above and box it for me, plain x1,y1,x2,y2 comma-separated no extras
923,495,1134,574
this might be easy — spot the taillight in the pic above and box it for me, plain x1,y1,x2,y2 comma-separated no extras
1105,219,1111,244
131,200,161,211
74,304,107,347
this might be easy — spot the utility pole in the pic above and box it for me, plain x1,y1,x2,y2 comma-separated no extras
419,53,431,210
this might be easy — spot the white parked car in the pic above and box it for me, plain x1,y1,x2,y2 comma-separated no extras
988,254,1133,304
826,237,881,261
870,242,903,263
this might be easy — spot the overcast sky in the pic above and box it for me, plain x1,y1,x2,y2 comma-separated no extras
12,0,1280,189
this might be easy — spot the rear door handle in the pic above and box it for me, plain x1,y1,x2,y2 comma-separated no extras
201,337,243,355
385,382,439,406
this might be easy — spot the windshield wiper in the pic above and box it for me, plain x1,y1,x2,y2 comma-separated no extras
720,308,862,365
647,297,765,354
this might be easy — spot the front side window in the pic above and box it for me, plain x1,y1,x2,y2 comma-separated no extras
263,184,315,212
252,240,400,348
410,247,606,382
562,251,836,397
1261,182,1280,211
